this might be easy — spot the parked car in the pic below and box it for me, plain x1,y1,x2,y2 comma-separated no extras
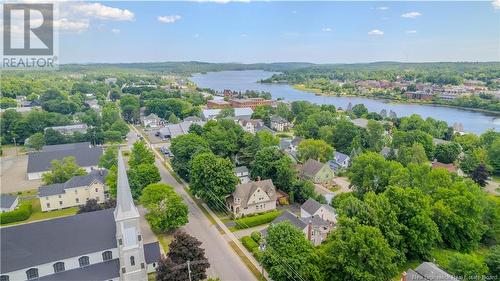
160,146,172,157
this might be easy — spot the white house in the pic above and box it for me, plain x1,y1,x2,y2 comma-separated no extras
141,113,162,128
227,179,277,218
234,166,250,183
300,198,337,224
38,170,108,212
270,116,291,132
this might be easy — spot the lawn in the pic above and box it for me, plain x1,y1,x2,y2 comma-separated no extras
155,232,174,253
1,198,78,226
229,210,283,232
492,175,500,183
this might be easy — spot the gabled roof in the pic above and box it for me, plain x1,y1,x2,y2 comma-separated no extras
234,166,249,174
279,138,292,150
301,159,326,177
27,143,103,173
407,262,458,281
0,194,18,209
301,198,323,215
38,259,120,281
380,147,398,157
255,124,275,134
233,179,276,208
270,211,307,230
291,137,303,146
352,118,369,128
114,151,140,221
334,151,350,163
327,160,341,172
432,161,458,173
1,209,117,274
38,169,108,197
271,116,288,123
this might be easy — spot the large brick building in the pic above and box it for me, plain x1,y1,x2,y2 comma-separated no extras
229,98,274,109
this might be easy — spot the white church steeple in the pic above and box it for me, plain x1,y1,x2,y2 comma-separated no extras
114,150,148,281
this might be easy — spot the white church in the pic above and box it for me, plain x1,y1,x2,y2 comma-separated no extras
0,151,161,281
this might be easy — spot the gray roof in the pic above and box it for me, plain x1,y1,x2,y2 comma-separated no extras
380,147,398,157
233,179,276,208
144,242,161,264
0,194,18,209
47,124,88,135
407,262,458,281
301,159,326,177
38,169,108,197
114,151,140,221
183,116,202,122
262,211,307,236
302,215,330,227
271,116,288,124
301,198,323,215
327,160,341,172
234,166,249,174
279,138,292,150
334,151,350,163
352,118,369,128
1,209,117,273
159,121,206,138
255,124,275,134
27,143,103,173
291,136,303,146
38,259,120,281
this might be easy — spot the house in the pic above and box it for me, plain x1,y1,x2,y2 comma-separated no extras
300,198,337,224
255,124,275,135
262,210,333,246
270,116,291,132
290,137,303,152
183,116,202,122
352,118,369,128
46,124,88,135
279,138,292,151
0,194,19,212
104,77,117,85
237,119,264,134
158,120,206,139
141,113,162,128
432,138,451,146
380,147,399,159
402,262,458,281
431,161,463,176
38,169,108,212
0,152,161,281
85,99,101,112
227,179,277,218
201,108,254,121
27,143,103,180
300,159,335,184
234,166,250,184
333,151,350,169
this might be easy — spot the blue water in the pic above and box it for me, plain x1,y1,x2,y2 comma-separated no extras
190,70,499,135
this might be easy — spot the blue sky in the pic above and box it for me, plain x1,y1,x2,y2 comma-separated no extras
58,1,500,64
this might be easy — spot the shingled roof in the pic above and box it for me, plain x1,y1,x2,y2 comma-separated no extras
27,142,103,173
232,179,276,208
301,159,326,178
38,169,108,197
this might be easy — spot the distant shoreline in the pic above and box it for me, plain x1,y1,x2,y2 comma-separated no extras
289,84,500,116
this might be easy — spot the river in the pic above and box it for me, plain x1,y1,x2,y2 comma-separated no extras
190,70,499,134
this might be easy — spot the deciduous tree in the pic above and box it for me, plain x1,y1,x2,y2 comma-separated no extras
42,157,87,185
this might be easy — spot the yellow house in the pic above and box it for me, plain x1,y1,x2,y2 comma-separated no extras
38,170,108,212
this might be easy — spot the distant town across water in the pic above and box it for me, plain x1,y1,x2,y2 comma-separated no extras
190,70,500,135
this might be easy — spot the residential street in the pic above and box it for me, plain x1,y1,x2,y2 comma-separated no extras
127,130,257,281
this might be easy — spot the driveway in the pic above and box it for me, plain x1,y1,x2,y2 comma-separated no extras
333,177,352,194
1,155,42,193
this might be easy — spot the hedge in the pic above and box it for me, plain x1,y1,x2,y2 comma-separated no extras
234,210,282,230
251,231,262,243
0,201,32,225
241,236,259,252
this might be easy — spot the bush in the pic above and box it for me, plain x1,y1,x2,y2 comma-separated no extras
278,197,289,205
234,210,282,230
0,201,32,224
251,231,262,243
252,248,263,262
241,236,259,252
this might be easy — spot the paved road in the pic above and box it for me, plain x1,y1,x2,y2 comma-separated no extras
127,130,257,281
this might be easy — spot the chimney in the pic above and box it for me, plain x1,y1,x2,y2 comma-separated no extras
401,271,407,281
99,169,103,176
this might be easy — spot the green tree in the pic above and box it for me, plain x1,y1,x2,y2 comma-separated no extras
27,132,45,151
434,143,462,164
140,183,188,232
321,219,397,281
103,130,122,143
352,104,368,117
203,119,244,158
44,128,67,145
129,141,155,168
297,139,333,162
250,147,295,191
332,119,360,154
366,120,385,152
349,152,408,196
485,245,500,277
190,152,238,208
170,133,210,180
110,119,129,137
488,139,500,174
262,222,321,281
397,143,428,166
106,165,118,197
128,163,161,199
392,130,434,159
447,253,488,280
42,157,87,185
99,146,118,169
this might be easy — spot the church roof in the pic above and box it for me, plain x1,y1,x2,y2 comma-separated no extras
1,209,116,274
37,259,120,281
114,150,140,221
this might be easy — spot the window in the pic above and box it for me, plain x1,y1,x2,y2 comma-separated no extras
59,201,63,206
141,263,145,269
26,268,38,280
130,256,135,266
102,251,112,261
118,239,122,245
121,267,126,274
0,275,9,281
53,262,65,273
76,198,79,203
46,203,50,208
74,190,78,194
79,256,90,267
58,195,61,198
95,188,99,192
138,235,142,241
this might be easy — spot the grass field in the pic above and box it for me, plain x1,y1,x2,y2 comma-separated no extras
156,232,174,253
2,198,78,226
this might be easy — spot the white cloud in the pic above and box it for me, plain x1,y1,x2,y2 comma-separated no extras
401,11,422,18
405,30,417,34
376,7,389,10
56,18,90,33
158,15,182,24
193,33,200,38
492,0,500,9
112,28,120,34
70,2,134,21
322,27,333,32
368,29,384,36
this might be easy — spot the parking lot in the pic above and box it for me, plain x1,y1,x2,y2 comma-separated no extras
141,127,166,144
1,155,42,194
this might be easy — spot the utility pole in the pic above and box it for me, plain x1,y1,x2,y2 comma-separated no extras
187,260,192,281
12,137,17,156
